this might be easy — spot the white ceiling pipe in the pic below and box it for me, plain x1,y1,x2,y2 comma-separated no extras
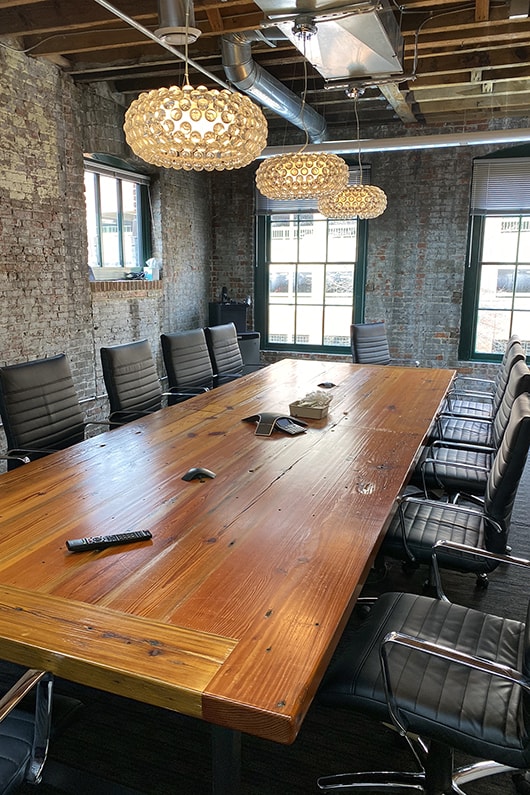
260,127,530,156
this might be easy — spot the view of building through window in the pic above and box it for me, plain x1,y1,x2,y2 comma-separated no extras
475,215,530,354
267,214,358,348
84,168,146,270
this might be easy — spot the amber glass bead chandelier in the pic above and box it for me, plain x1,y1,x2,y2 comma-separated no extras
123,2,268,172
255,28,348,200
318,88,387,219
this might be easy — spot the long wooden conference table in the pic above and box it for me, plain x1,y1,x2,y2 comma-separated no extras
0,358,454,792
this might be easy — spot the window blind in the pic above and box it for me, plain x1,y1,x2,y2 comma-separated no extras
470,157,530,215
83,158,151,186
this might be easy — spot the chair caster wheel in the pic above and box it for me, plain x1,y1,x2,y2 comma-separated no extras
422,581,438,598
513,772,530,794
475,574,489,590
402,562,419,576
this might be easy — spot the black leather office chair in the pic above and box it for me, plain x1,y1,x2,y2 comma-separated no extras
0,667,81,794
433,356,530,447
100,339,168,426
317,545,530,794
0,354,107,470
160,329,214,404
381,391,530,588
204,323,244,384
443,336,525,420
350,322,391,365
415,357,530,496
0,455,30,470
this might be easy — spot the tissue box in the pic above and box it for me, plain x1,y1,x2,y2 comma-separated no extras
289,401,329,420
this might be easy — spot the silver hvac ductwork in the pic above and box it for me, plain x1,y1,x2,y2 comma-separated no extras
221,31,329,144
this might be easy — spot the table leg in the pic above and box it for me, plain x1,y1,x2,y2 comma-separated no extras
211,725,241,795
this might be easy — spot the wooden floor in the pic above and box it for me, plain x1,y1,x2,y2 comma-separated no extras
14,459,530,795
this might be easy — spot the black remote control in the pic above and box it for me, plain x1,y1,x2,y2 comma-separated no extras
66,530,152,552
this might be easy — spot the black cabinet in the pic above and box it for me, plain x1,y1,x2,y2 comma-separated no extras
208,302,247,333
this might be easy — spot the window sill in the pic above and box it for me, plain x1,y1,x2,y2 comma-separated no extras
90,280,163,293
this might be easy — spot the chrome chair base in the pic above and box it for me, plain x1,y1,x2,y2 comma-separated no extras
317,760,518,794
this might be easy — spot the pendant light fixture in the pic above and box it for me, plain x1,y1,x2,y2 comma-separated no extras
123,0,268,172
255,22,348,200
318,89,387,219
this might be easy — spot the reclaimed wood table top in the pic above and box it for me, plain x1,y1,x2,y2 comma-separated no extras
0,359,454,745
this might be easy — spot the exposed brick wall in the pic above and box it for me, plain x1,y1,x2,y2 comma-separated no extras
0,39,526,464
155,169,213,332
208,130,526,375
360,145,472,369
210,166,257,328
0,46,213,456
0,46,94,395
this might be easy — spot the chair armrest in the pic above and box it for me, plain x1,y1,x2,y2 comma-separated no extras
0,669,49,719
166,387,210,397
396,496,502,563
0,669,53,786
430,439,496,453
419,454,492,496
434,540,530,569
379,629,529,739
449,375,495,393
399,495,499,527
445,392,494,412
8,448,56,461
430,540,530,599
1,453,31,465
108,409,158,427
439,406,493,421
436,413,493,430
83,420,111,430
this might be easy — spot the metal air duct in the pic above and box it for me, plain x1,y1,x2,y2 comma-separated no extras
257,0,403,83
155,0,201,46
221,31,328,144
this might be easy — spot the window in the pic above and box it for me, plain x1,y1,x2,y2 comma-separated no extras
460,148,530,360
256,213,365,352
254,171,369,354
84,158,151,270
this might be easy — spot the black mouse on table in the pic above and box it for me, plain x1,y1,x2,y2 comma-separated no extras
182,467,216,481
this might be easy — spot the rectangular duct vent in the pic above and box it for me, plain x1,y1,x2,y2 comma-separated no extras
258,0,403,82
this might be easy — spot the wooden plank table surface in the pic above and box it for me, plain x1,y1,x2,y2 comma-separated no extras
0,358,454,791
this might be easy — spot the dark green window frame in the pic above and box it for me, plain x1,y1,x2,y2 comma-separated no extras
84,157,152,270
459,145,530,362
254,213,368,355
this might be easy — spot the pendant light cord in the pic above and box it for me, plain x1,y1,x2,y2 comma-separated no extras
184,0,191,85
299,32,310,153
353,90,364,186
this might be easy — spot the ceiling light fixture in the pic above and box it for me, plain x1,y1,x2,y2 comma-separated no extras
255,21,348,199
123,0,268,172
318,88,387,219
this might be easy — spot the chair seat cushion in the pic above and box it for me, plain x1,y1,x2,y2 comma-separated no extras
382,498,503,571
441,397,493,419
435,415,493,446
319,592,530,768
0,709,34,795
414,445,492,495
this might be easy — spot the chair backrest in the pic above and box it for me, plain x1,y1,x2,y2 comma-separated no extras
205,323,243,378
100,339,162,423
491,358,530,448
503,333,522,361
484,391,530,547
0,354,86,456
350,322,391,365
492,341,526,413
160,329,214,390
